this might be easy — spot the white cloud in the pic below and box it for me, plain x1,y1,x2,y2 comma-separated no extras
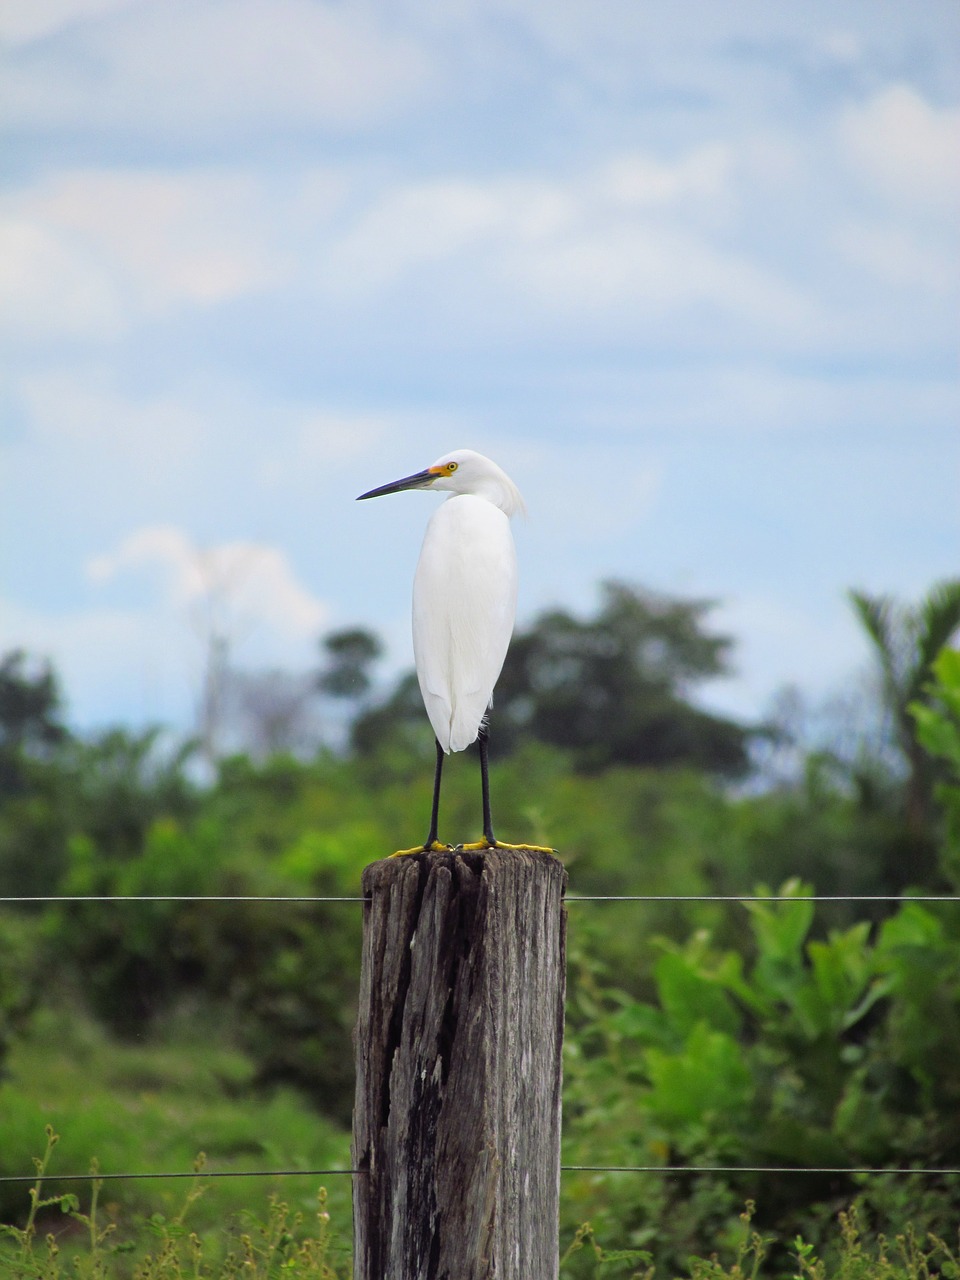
281,412,392,485
834,221,958,292
4,0,430,138
9,370,206,495
0,140,794,345
87,525,328,653
325,179,509,291
597,145,733,213
820,29,861,64
509,220,809,327
0,218,126,341
0,526,329,727
3,168,295,324
328,144,737,297
317,149,813,339
0,0,135,47
8,103,950,360
0,162,355,343
839,85,960,212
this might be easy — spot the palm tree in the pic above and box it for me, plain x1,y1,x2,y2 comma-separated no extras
849,579,960,838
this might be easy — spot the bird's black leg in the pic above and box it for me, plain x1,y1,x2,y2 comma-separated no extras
478,723,496,846
390,738,451,855
457,721,554,855
425,737,445,848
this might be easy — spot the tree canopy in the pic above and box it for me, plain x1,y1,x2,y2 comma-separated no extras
849,578,960,840
0,650,67,794
494,581,751,773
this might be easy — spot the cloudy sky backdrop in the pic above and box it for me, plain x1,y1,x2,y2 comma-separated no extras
2,0,958,738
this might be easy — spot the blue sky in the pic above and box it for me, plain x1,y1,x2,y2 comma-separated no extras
2,0,958,738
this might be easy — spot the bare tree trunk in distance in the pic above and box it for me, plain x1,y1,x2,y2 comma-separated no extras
352,847,567,1280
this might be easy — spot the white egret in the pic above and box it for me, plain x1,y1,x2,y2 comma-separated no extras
358,449,553,855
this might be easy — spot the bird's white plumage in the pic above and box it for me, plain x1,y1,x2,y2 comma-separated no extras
358,448,553,853
358,448,524,755
411,450,523,753
413,492,518,752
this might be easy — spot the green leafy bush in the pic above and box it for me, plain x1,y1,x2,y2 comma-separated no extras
562,882,960,1269
52,808,365,1125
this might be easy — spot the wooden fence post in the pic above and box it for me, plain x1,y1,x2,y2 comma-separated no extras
352,847,567,1280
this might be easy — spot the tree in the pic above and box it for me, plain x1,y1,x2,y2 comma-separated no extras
0,650,68,795
0,652,72,896
317,628,383,700
65,727,198,862
910,646,960,887
849,579,960,839
494,581,751,774
318,629,387,754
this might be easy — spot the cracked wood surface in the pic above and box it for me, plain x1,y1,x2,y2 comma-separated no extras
352,848,567,1280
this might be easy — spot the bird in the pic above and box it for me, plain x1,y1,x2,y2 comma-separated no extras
357,448,554,856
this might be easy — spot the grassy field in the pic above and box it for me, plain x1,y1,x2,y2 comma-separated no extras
3,1009,958,1279
0,1007,354,1273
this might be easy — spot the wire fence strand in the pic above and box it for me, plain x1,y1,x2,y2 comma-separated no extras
0,1170,358,1184
561,1165,960,1176
2,894,958,905
2,1165,958,1185
0,895,367,904
568,894,959,903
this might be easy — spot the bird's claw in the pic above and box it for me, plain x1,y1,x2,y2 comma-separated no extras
456,839,558,855
388,840,455,858
389,840,558,857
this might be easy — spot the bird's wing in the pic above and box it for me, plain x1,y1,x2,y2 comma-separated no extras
413,495,518,753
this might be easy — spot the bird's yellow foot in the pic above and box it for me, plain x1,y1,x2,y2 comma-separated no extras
389,840,455,858
458,839,558,855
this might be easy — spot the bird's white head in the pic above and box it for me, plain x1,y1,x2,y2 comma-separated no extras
425,450,525,516
357,448,526,518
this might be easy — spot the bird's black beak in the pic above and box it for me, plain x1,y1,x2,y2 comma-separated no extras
357,468,438,500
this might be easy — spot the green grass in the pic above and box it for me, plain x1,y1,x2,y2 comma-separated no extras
559,1203,960,1280
1,1126,351,1278
0,1007,354,1270
3,1012,958,1279
5,1157,958,1280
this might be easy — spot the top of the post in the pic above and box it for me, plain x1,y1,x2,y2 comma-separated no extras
361,846,567,898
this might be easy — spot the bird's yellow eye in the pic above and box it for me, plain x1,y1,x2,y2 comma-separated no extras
446,462,458,472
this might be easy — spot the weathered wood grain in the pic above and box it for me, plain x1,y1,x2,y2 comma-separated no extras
352,848,567,1280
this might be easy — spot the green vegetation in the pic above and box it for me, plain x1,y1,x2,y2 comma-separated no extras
562,884,960,1273
0,1127,353,1279
1,581,959,1275
3,1136,957,1280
